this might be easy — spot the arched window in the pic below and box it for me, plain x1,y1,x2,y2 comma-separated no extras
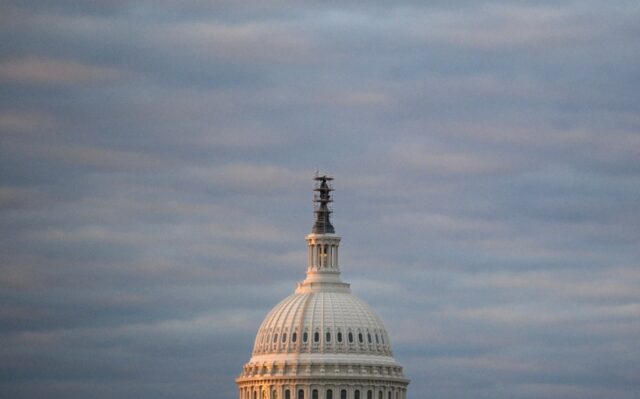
323,244,328,262
282,333,287,343
273,333,278,343
381,334,385,344
375,333,379,344
313,390,318,399
298,389,304,399
348,332,353,343
355,390,360,399
388,392,391,399
367,391,372,399
341,390,347,399
273,390,278,399
327,389,333,399
303,332,308,342
292,332,297,342
314,331,320,343
367,333,372,343
337,332,343,342
285,390,291,399
254,391,257,399
326,332,331,342
379,391,383,399
358,333,363,343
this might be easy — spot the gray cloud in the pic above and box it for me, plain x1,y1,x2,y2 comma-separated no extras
1,1,639,399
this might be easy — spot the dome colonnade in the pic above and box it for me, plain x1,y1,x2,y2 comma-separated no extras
237,175,409,399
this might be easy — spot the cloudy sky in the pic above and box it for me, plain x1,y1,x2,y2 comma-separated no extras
1,1,639,398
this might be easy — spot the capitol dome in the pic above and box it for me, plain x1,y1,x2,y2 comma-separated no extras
237,176,409,399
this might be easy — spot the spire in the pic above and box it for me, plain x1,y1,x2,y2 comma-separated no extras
312,174,335,234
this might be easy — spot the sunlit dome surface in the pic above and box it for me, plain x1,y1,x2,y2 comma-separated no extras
252,291,393,356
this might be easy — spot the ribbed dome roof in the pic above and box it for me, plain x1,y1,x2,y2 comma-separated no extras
252,291,393,357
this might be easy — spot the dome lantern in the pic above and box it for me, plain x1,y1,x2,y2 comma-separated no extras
299,174,346,293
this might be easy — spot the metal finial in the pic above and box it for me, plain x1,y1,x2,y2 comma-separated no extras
312,174,335,234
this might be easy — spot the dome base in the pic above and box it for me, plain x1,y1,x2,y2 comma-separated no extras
237,371,409,399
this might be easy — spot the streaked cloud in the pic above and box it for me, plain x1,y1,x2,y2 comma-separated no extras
1,1,639,399
0,57,129,86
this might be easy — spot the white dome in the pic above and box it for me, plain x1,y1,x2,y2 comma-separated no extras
237,176,408,399
252,291,393,357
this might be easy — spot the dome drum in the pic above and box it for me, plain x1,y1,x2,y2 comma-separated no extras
238,381,408,399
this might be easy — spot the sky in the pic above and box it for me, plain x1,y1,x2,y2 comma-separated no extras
1,1,639,398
